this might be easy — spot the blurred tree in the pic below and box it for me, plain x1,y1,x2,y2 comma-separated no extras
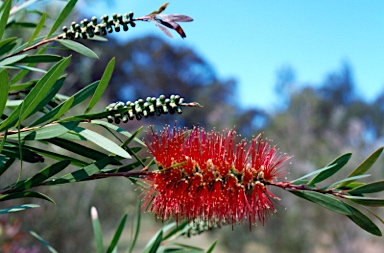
63,35,266,131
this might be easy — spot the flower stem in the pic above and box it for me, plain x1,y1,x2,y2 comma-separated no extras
268,181,346,198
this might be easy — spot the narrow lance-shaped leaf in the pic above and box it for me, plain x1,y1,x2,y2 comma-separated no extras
348,180,384,195
10,47,48,84
291,164,335,185
1,145,44,163
50,96,74,122
23,144,88,167
0,54,28,66
10,0,39,15
47,0,78,37
128,201,141,253
339,147,384,188
206,241,218,253
0,57,71,131
45,157,115,185
344,196,384,207
143,231,163,253
13,160,71,191
91,207,104,253
0,204,40,215
92,120,145,146
85,58,115,113
0,37,17,52
345,204,382,236
106,214,127,253
48,138,121,165
10,121,79,141
325,174,371,190
14,76,65,125
58,39,98,59
0,69,9,115
73,127,131,159
308,153,352,185
27,13,46,46
19,57,70,121
30,80,99,126
0,0,11,40
29,229,59,253
17,54,62,64
289,190,352,215
0,191,55,203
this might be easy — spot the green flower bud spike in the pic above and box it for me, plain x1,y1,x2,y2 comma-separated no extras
105,94,202,124
61,3,192,40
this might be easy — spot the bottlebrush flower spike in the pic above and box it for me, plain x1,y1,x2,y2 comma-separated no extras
140,2,193,38
141,126,292,227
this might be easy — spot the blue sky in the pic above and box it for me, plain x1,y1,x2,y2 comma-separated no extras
86,0,384,109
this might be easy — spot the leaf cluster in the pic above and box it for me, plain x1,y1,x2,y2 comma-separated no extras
0,0,148,215
288,147,384,236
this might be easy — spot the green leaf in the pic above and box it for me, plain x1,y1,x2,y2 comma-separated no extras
341,181,366,190
308,153,352,185
0,69,8,115
19,57,70,121
0,155,14,176
57,111,111,122
0,0,11,40
106,214,127,253
168,244,204,252
9,0,39,15
47,0,78,37
0,36,17,49
289,190,352,215
73,127,131,159
128,202,141,253
143,231,163,253
344,196,384,207
7,121,79,140
7,21,37,28
13,160,71,191
161,222,189,241
1,76,64,130
50,96,74,122
1,145,43,163
0,54,28,66
48,138,121,165
325,174,371,190
92,120,145,146
45,157,115,185
29,229,59,253
30,80,99,126
91,207,104,253
206,241,217,253
346,204,382,236
0,191,55,203
0,57,71,131
17,54,62,64
111,160,147,173
58,39,98,59
349,180,384,195
85,58,114,113
27,13,46,46
339,147,384,188
5,64,47,73
0,37,17,56
291,164,335,185
22,144,87,167
0,204,40,214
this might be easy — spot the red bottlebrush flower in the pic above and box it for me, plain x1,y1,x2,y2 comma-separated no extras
141,126,291,227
